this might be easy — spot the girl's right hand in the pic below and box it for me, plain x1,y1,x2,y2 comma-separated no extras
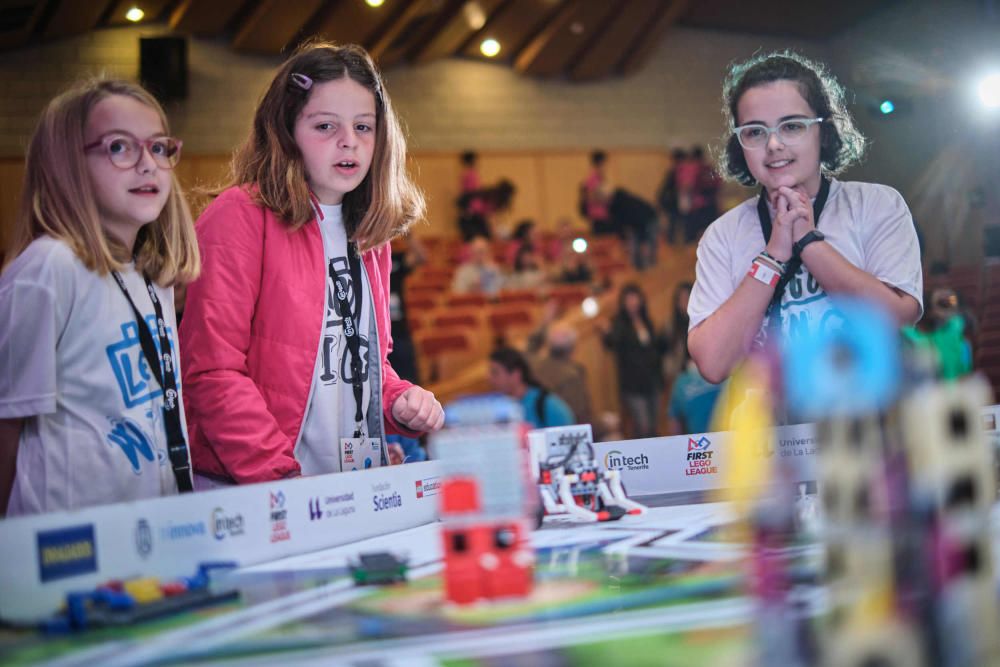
765,193,795,262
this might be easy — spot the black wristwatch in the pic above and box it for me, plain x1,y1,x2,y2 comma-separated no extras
793,230,825,256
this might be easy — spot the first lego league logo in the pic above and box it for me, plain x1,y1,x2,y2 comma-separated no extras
686,436,718,476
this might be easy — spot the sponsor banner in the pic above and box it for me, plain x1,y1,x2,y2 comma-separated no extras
594,423,820,497
0,460,441,623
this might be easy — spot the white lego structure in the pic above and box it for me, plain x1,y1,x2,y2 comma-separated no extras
527,425,647,522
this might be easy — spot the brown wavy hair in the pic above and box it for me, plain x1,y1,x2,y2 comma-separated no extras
4,78,199,286
717,51,867,186
227,41,425,250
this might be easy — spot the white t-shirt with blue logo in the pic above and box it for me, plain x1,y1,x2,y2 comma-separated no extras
296,204,376,475
688,179,923,343
0,236,182,516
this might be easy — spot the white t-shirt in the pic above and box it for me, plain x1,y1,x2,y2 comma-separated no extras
688,179,923,343
0,237,182,516
296,204,377,475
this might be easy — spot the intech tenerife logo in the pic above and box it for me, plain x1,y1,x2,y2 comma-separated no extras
212,508,245,541
269,490,291,543
686,436,717,476
603,450,650,472
37,525,98,582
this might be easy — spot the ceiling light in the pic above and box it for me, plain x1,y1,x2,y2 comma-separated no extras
463,1,486,30
480,38,501,58
978,73,1000,109
365,0,385,7
125,6,144,22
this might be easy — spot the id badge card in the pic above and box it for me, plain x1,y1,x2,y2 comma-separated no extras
340,438,383,472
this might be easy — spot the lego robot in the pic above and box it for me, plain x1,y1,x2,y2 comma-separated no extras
528,425,647,522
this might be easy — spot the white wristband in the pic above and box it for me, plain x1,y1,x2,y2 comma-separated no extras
748,259,781,288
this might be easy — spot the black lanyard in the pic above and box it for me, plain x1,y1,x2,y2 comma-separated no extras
330,244,366,438
757,176,831,331
111,271,193,493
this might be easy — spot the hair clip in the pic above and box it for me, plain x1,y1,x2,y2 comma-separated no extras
290,73,313,91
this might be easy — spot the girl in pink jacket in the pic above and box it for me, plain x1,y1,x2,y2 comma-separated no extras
180,43,444,485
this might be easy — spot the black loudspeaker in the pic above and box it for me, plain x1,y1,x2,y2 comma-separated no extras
140,37,188,102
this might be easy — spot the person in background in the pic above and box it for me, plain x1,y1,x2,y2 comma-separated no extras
451,236,504,296
690,146,722,241
599,283,668,439
662,281,694,385
668,347,723,436
658,148,687,244
902,287,974,380
582,150,614,236
527,322,594,431
388,233,426,384
506,245,548,290
505,219,541,266
488,347,575,429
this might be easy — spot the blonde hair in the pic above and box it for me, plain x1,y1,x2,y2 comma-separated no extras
227,41,424,251
4,78,200,286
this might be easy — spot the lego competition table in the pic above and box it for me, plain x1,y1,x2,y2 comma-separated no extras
1,409,997,667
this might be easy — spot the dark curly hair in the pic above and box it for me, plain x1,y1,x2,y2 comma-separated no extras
718,51,867,186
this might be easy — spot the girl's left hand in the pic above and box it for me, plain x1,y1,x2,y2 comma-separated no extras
777,186,815,241
391,386,445,432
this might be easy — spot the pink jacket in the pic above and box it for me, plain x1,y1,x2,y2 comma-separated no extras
179,187,416,484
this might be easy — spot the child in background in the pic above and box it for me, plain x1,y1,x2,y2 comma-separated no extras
0,78,200,516
181,43,443,486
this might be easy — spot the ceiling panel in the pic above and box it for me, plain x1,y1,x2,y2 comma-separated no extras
3,0,904,79
460,0,555,63
0,0,47,51
232,0,324,54
568,0,661,81
410,0,505,63
519,1,617,77
169,0,246,36
43,0,111,40
308,0,392,49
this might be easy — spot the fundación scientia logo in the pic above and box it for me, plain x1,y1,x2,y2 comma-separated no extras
372,481,402,512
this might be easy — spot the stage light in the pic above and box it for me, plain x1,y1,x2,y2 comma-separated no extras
581,297,599,319
480,38,501,58
365,0,385,7
879,99,895,114
572,238,588,253
125,6,144,22
978,73,1000,109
